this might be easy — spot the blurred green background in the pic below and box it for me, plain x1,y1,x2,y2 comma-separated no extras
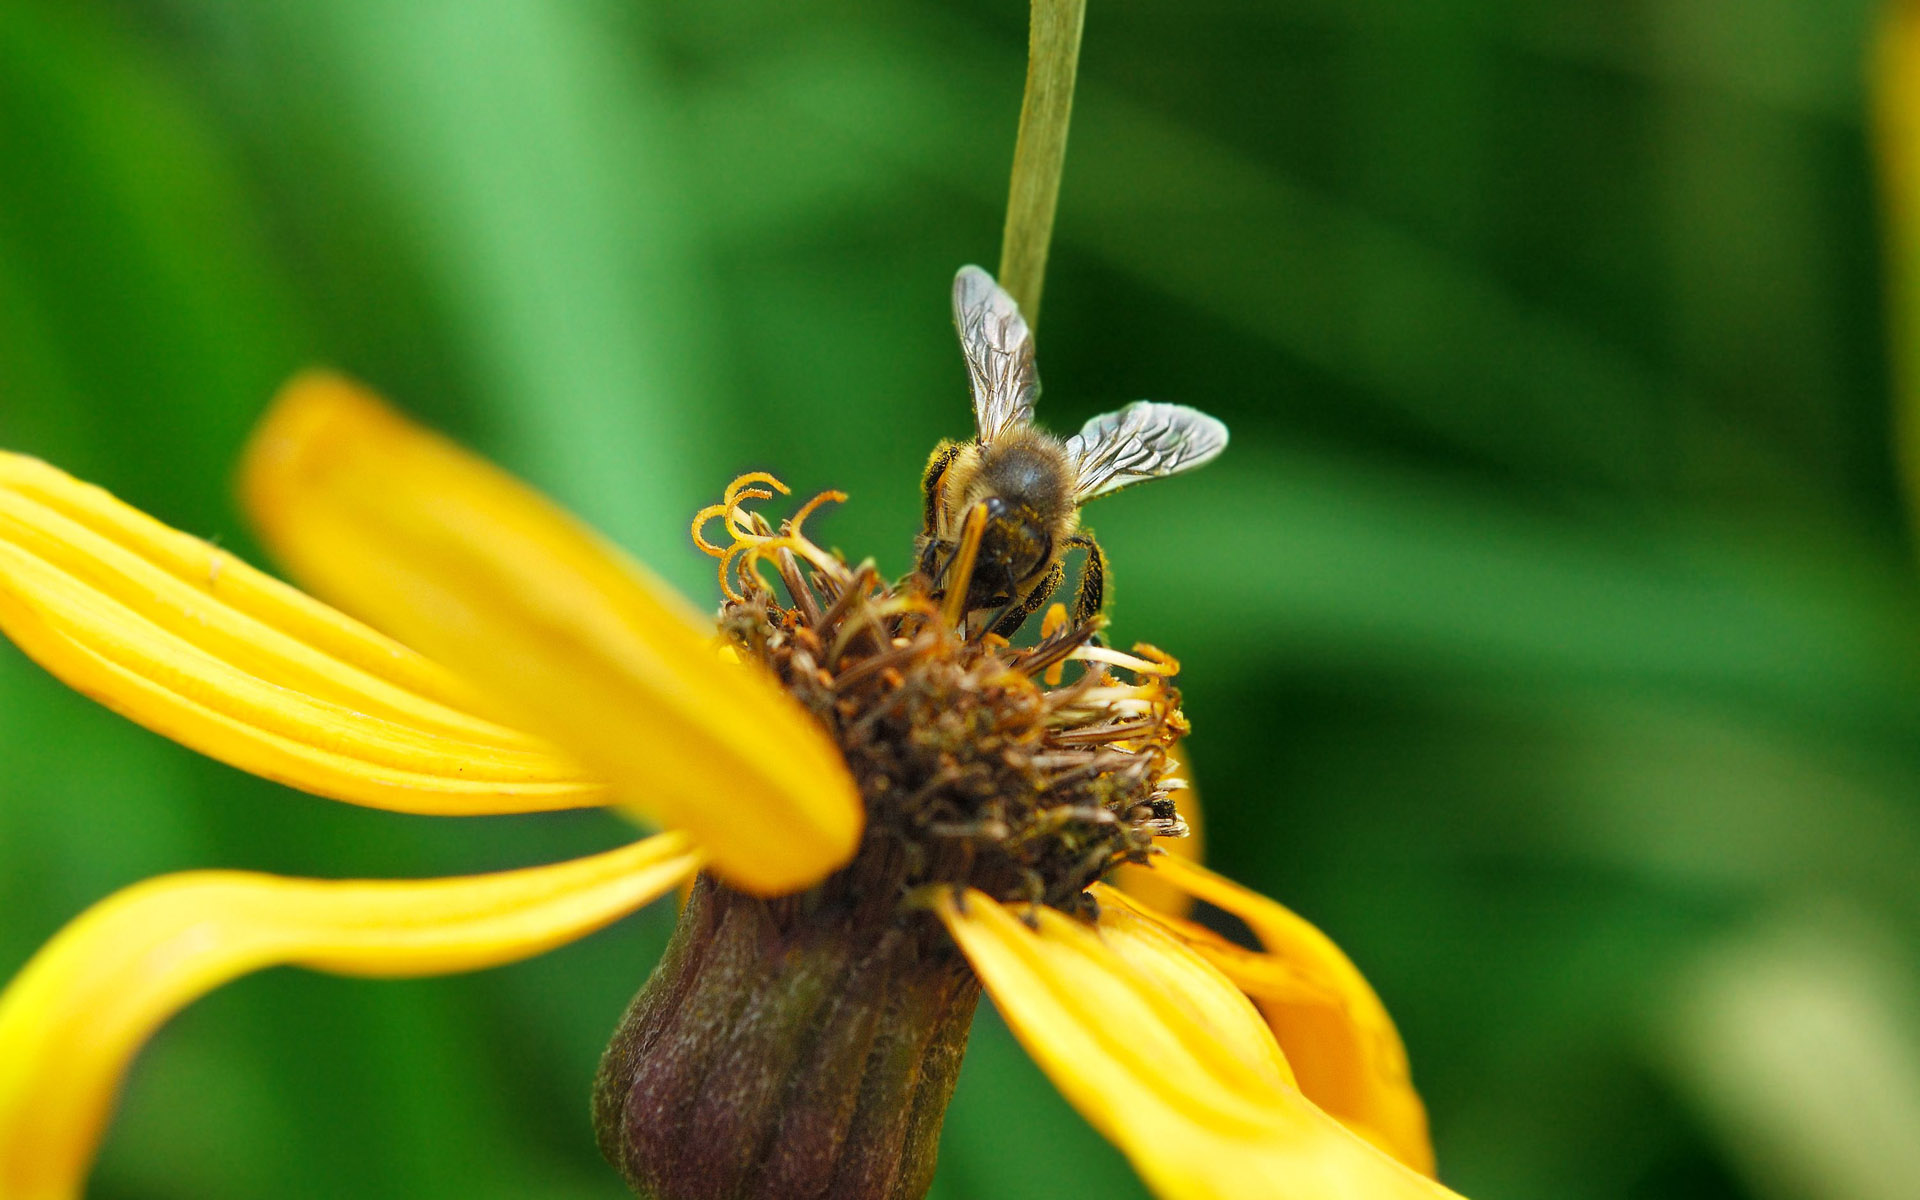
5,1,1920,1197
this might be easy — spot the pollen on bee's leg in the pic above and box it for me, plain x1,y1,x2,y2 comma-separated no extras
1039,603,1069,684
1039,603,1068,640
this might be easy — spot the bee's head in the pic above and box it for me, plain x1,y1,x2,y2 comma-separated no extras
966,498,1051,609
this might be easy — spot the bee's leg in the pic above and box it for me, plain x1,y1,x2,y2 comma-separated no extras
1065,532,1108,627
920,441,963,540
990,559,1065,639
917,440,965,589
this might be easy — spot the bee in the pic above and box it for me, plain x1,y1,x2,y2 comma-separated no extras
917,265,1229,637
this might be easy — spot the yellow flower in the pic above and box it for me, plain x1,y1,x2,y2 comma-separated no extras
0,373,1457,1200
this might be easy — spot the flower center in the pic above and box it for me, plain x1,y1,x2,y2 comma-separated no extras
592,476,1194,1200
694,473,1191,918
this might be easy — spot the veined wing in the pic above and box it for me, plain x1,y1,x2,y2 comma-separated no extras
952,265,1038,442
1065,401,1229,502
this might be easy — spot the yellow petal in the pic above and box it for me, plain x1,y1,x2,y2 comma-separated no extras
1112,742,1203,919
1877,3,1920,254
1128,855,1435,1176
0,453,609,814
1874,3,1920,525
1091,887,1296,1091
0,832,700,1200
238,373,862,895
937,889,1459,1200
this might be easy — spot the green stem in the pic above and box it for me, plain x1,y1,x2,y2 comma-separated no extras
998,0,1087,328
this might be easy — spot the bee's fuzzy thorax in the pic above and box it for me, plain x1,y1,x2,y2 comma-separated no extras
918,428,1085,621
962,428,1075,525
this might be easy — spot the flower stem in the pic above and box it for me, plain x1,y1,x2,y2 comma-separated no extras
594,874,981,1200
998,0,1087,328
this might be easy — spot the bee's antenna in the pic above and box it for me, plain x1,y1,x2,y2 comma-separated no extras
941,502,991,632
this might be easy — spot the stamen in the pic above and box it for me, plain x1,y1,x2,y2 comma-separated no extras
740,534,841,592
721,473,786,543
726,471,789,508
1016,619,1101,682
1069,643,1180,676
941,502,990,631
713,541,754,604
1048,719,1166,746
724,495,772,544
816,562,879,634
690,504,732,557
831,633,936,691
785,488,847,542
696,474,803,601
824,568,891,665
774,547,822,626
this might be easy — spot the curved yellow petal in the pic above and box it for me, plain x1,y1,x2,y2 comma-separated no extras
238,373,861,895
1128,855,1435,1176
936,889,1459,1200
1090,887,1295,1091
0,453,609,814
1112,742,1202,919
0,832,700,1200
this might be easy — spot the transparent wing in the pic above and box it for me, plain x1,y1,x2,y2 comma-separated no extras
952,265,1038,442
1065,401,1230,502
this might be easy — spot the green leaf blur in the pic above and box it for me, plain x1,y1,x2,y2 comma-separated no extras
4,2,1917,1198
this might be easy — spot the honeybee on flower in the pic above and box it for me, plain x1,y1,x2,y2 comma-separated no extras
918,265,1228,637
